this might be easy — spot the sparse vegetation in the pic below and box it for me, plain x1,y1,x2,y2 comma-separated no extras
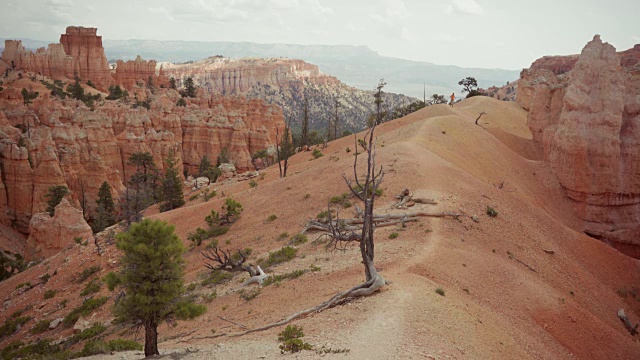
76,265,101,283
486,206,498,217
388,232,399,239
436,288,445,296
259,246,298,268
104,272,122,291
278,325,312,354
266,214,277,223
79,279,101,296
200,269,234,287
44,185,70,216
239,288,261,301
289,234,308,246
311,148,324,159
44,289,56,299
62,296,108,327
0,315,31,339
249,180,258,188
29,320,50,335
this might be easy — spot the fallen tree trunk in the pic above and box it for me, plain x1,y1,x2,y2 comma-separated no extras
618,309,639,336
231,263,385,337
302,212,459,235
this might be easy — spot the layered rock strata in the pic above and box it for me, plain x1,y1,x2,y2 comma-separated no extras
0,85,284,234
517,35,640,256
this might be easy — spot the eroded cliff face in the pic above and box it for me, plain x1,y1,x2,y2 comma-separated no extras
1,27,162,92
517,35,640,256
161,57,414,132
0,79,284,234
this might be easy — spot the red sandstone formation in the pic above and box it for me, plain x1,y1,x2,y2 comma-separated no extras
0,81,284,235
517,35,640,255
59,26,113,91
1,27,165,92
114,55,169,90
24,199,93,260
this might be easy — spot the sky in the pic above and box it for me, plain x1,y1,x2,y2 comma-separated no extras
0,0,638,70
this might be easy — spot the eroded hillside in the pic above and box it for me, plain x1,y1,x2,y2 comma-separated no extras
1,97,638,359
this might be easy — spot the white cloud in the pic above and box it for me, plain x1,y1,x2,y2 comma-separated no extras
369,0,408,27
171,0,249,23
432,33,464,43
307,0,332,15
267,0,300,10
47,0,74,7
401,26,417,42
632,35,640,43
346,23,365,32
149,7,175,22
447,0,484,15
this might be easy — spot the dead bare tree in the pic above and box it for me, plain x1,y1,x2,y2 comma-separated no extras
201,246,267,286
276,121,293,178
232,80,390,337
475,111,486,126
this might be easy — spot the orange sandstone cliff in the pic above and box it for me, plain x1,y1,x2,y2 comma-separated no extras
517,35,640,256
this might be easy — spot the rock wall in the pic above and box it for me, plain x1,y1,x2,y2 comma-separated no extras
161,57,414,132
114,56,169,90
517,35,640,255
0,84,283,233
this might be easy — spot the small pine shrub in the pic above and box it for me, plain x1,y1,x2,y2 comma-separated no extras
486,206,498,217
39,273,51,283
266,214,278,223
44,289,56,299
317,210,328,220
345,147,351,153
62,297,108,327
260,246,298,268
29,319,50,334
289,234,308,246
0,316,31,339
278,325,312,354
188,193,200,201
76,265,101,283
200,270,233,287
435,288,445,296
303,193,310,199
80,280,101,296
238,288,261,301
277,232,289,241
107,339,142,352
311,149,324,159
103,272,121,291
388,232,399,239
262,269,306,286
249,180,257,188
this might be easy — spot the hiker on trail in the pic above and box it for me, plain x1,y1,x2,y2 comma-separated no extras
449,93,455,107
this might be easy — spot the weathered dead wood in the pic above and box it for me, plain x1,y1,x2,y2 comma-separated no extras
475,111,486,126
514,258,537,273
217,315,248,330
230,264,385,337
543,249,555,255
618,309,639,336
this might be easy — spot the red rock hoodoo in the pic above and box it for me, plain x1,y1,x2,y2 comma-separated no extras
517,35,640,257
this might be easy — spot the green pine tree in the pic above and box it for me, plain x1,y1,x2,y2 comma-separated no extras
44,185,70,216
114,219,206,356
92,181,116,233
159,150,185,212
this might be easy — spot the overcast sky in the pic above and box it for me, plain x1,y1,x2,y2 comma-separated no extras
0,0,638,69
